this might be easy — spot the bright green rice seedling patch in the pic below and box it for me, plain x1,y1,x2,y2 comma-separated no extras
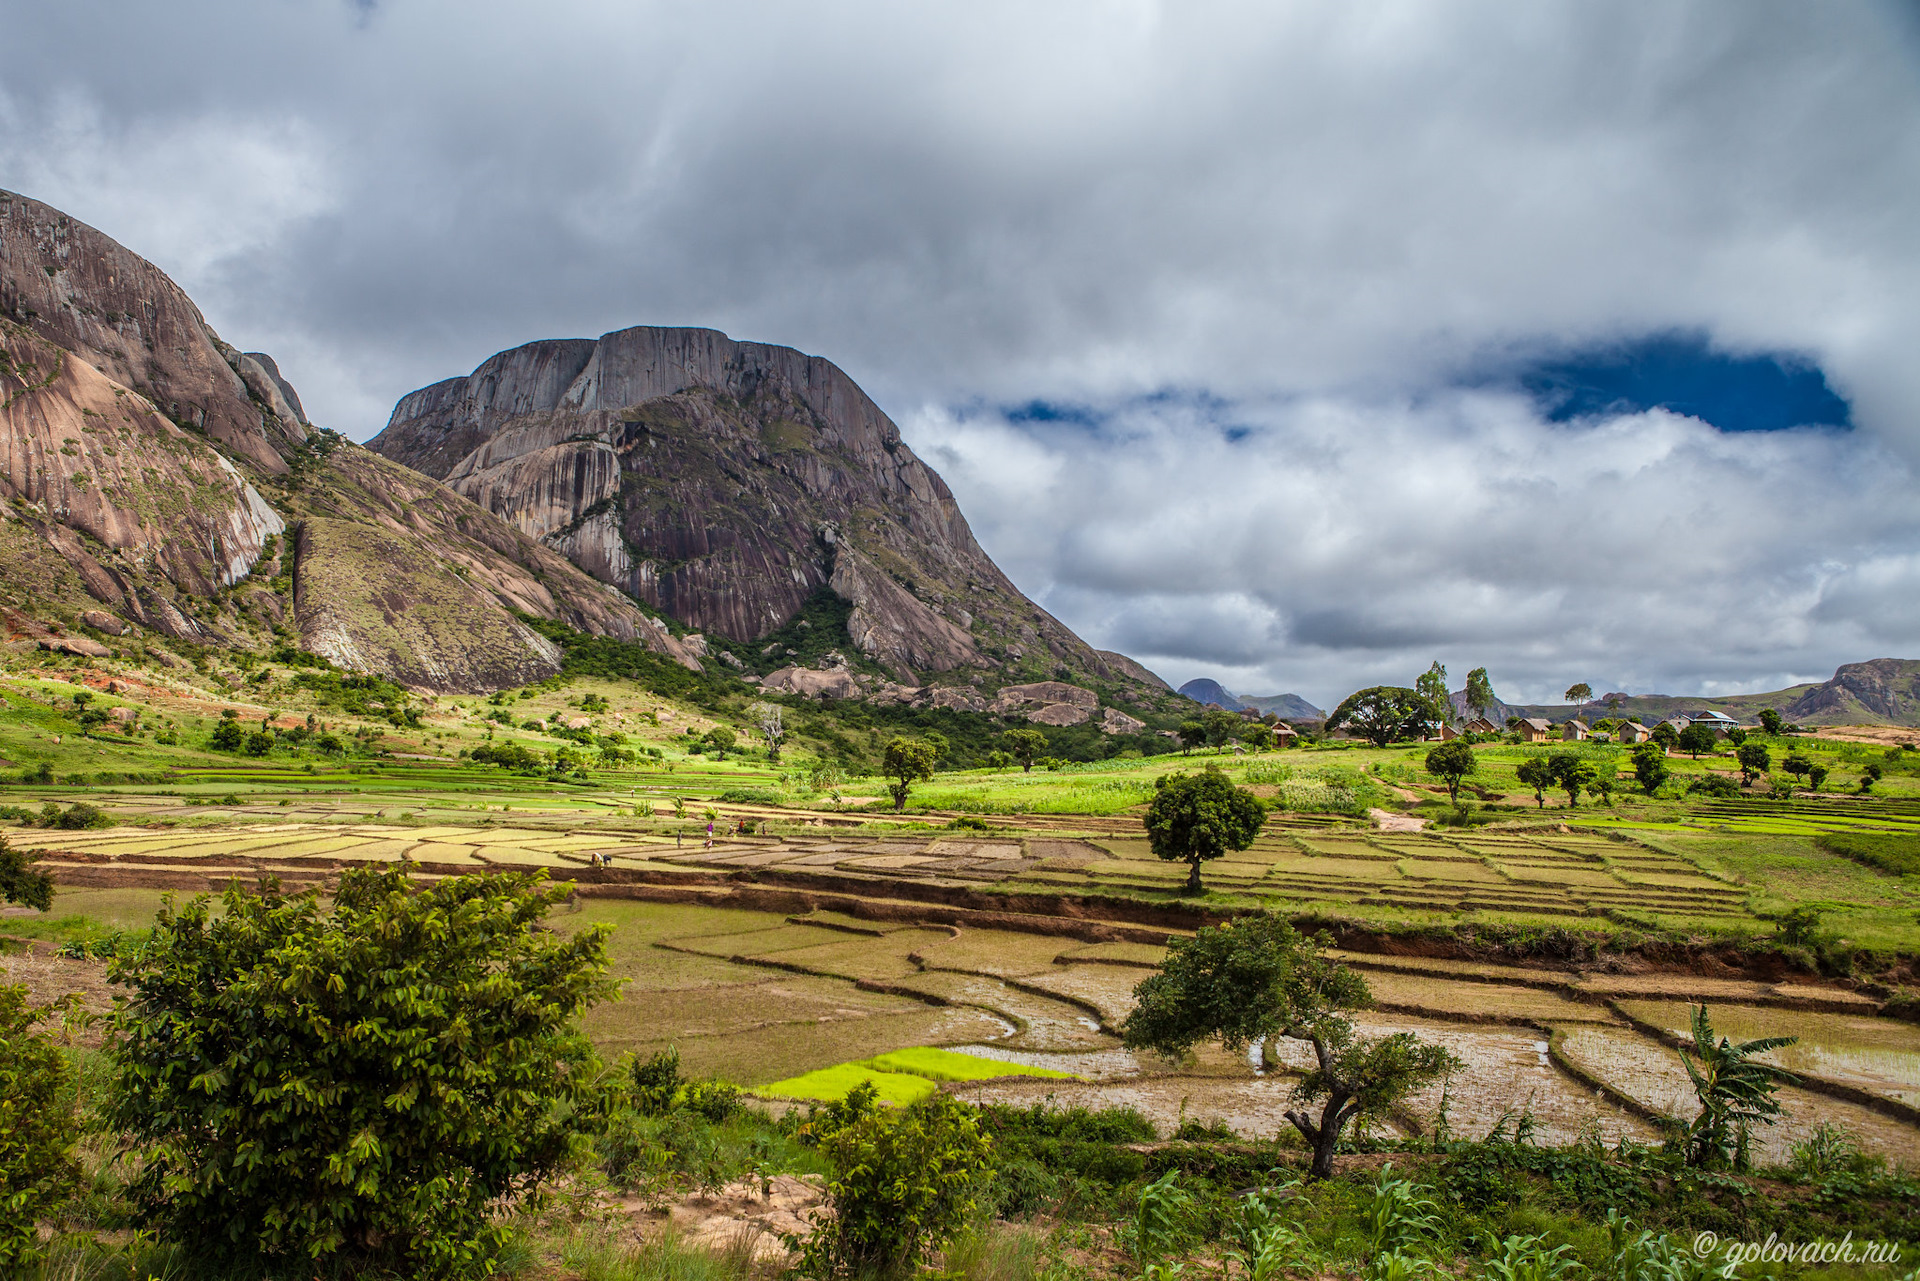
863,1046,1077,1082
760,1063,940,1105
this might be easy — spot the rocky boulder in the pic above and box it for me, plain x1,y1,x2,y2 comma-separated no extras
991,682,1099,715
762,666,861,699
1101,707,1147,734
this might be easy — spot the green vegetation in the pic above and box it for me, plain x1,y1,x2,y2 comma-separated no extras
1815,829,1920,876
1121,913,1459,1178
1143,764,1267,892
0,985,81,1270
107,866,615,1275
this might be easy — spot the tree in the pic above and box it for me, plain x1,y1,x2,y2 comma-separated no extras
1736,743,1770,786
209,716,245,752
0,985,82,1270
1678,1005,1796,1170
1632,742,1670,796
0,832,53,912
1241,722,1275,752
1464,667,1496,723
883,738,937,810
749,702,785,762
1516,757,1553,808
1176,721,1207,753
1324,687,1433,748
1202,708,1243,751
1545,751,1592,808
703,726,737,760
799,1091,991,1278
1726,726,1747,747
107,867,615,1274
1678,725,1716,759
1003,728,1047,772
1120,914,1459,1179
1781,753,1812,786
1808,764,1829,792
1414,661,1451,732
1564,682,1593,706
244,729,273,757
1757,708,1783,736
1860,762,1883,793
1144,766,1266,893
1423,741,1477,806
1651,721,1679,750
922,730,949,762
1589,770,1616,805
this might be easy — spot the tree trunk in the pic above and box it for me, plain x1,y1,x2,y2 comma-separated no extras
1185,860,1203,894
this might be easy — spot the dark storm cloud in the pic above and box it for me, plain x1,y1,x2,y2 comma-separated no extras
2,0,1916,701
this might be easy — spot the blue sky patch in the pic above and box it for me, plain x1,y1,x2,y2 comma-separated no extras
1515,332,1850,432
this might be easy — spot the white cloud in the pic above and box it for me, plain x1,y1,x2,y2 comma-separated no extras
1,0,1917,698
912,393,1914,708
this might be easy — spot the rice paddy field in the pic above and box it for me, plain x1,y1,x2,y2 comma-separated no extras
7,650,1920,1180
11,883,1919,1167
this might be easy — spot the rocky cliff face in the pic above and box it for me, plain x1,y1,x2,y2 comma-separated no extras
373,326,1152,691
0,190,695,691
1783,659,1920,726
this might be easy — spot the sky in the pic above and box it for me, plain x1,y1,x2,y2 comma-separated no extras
3,1,1917,709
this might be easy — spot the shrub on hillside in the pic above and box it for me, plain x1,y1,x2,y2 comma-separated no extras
0,985,82,1269
106,866,615,1275
798,1090,992,1279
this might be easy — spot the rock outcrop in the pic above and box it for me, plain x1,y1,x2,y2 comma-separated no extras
371,326,1157,689
990,681,1100,726
1,190,304,475
1782,659,1920,726
0,189,697,691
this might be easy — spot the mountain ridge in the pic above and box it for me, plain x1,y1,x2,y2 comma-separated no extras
371,328,1164,695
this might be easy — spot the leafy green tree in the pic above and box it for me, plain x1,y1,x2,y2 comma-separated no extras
107,867,615,1275
1677,725,1716,758
209,715,245,752
1423,741,1477,806
1202,708,1243,750
1464,667,1495,723
1631,742,1670,796
1651,721,1679,750
984,750,1015,770
703,726,737,760
1414,661,1450,732
1588,770,1616,805
1144,765,1266,893
1121,914,1459,1179
1726,726,1747,747
1807,764,1829,792
883,737,937,810
1516,757,1553,808
798,1092,991,1278
1325,687,1433,748
1781,752,1812,786
1564,682,1592,706
1545,751,1592,807
0,985,81,1269
1241,722,1275,752
1177,721,1207,753
244,729,273,756
0,832,53,911
922,730,949,762
1736,743,1771,786
1757,707,1783,736
1003,728,1047,772
1678,1005,1796,1170
1860,762,1883,793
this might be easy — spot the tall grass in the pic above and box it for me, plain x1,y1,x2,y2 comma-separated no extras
559,1226,761,1281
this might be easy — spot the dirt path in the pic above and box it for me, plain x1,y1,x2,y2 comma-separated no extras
1369,807,1427,832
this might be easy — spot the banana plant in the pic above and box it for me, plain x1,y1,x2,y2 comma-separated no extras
1677,1004,1797,1169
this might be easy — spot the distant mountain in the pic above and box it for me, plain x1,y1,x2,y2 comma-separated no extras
1176,679,1324,721
1443,659,1920,729
1177,678,1242,709
1238,693,1327,721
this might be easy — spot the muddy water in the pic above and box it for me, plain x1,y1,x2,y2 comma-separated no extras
1614,1000,1920,1103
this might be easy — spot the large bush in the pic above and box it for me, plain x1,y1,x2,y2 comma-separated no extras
0,984,82,1269
799,1090,993,1279
107,866,616,1275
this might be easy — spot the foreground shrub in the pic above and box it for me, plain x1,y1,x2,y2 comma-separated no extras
799,1091,992,1279
0,985,82,1269
107,866,615,1275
